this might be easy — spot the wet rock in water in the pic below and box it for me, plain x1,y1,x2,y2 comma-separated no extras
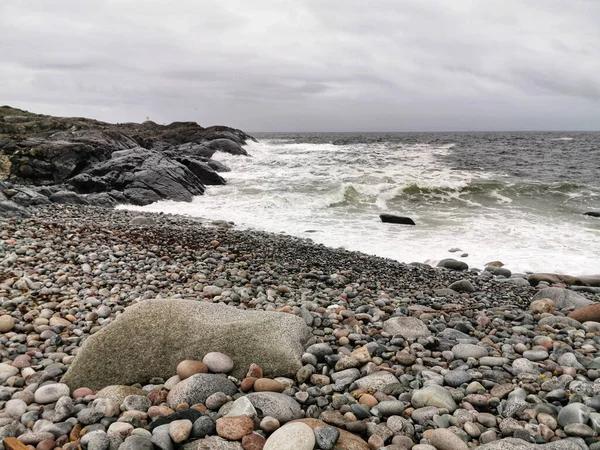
62,299,311,389
437,258,469,271
585,211,600,217
379,214,416,225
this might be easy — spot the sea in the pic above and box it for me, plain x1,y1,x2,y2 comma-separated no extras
125,132,600,276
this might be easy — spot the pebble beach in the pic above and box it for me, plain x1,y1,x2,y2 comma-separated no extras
2,204,600,450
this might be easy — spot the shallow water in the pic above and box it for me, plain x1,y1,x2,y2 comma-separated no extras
124,132,600,275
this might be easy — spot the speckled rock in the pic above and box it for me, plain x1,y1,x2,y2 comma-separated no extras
62,300,311,389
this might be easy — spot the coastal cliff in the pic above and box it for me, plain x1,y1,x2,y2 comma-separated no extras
0,106,255,217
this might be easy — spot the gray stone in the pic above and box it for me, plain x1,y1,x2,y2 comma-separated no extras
477,438,584,450
451,343,488,360
97,385,146,405
314,426,340,450
538,316,582,328
354,371,399,392
225,396,257,419
152,424,174,450
191,416,216,439
532,288,594,310
448,279,476,293
558,402,590,427
167,374,237,408
62,300,311,389
444,370,472,387
245,392,303,423
0,363,19,382
437,259,469,271
183,436,243,450
119,435,154,450
383,317,431,340
376,400,405,416
411,385,457,412
122,395,151,412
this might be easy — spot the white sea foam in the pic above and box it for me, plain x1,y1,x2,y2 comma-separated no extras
122,139,600,275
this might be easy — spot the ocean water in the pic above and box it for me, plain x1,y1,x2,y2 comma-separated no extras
125,132,600,275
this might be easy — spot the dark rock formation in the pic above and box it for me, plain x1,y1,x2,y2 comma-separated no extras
0,105,254,216
380,214,416,225
585,211,600,218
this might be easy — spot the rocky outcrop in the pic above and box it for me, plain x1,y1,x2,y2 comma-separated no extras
0,105,253,215
61,299,312,390
69,148,206,205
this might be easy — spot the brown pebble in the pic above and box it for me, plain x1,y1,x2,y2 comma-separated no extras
69,423,83,442
191,403,207,413
241,377,257,392
254,378,285,393
242,433,266,450
358,394,378,408
216,416,254,440
72,388,95,399
147,390,168,405
177,360,208,380
35,439,55,450
247,363,263,379
176,403,190,411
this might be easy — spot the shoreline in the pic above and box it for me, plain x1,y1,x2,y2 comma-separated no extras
1,204,600,449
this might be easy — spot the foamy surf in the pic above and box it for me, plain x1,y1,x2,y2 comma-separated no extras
123,133,600,275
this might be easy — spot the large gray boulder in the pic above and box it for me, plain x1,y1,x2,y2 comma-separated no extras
61,299,311,390
478,437,583,450
532,287,593,310
382,317,431,340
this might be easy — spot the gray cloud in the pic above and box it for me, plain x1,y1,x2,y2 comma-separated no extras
0,0,599,131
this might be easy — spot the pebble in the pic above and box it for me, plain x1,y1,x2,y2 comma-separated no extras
203,352,235,373
263,422,315,450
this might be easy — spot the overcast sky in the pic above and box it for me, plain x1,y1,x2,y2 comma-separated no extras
1,1,599,131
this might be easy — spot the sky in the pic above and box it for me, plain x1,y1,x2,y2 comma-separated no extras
1,0,599,132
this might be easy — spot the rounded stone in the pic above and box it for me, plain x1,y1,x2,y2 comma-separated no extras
444,369,472,387
5,398,27,419
169,419,193,443
0,315,15,333
177,360,208,379
428,428,469,450
264,422,315,450
530,298,556,314
254,378,286,393
451,344,488,360
34,383,71,404
242,433,267,450
167,374,237,408
411,385,457,412
216,415,255,440
203,352,234,373
260,416,280,432
557,402,590,427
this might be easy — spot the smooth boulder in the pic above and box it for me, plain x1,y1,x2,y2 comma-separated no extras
62,299,311,390
531,287,593,310
382,317,431,340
